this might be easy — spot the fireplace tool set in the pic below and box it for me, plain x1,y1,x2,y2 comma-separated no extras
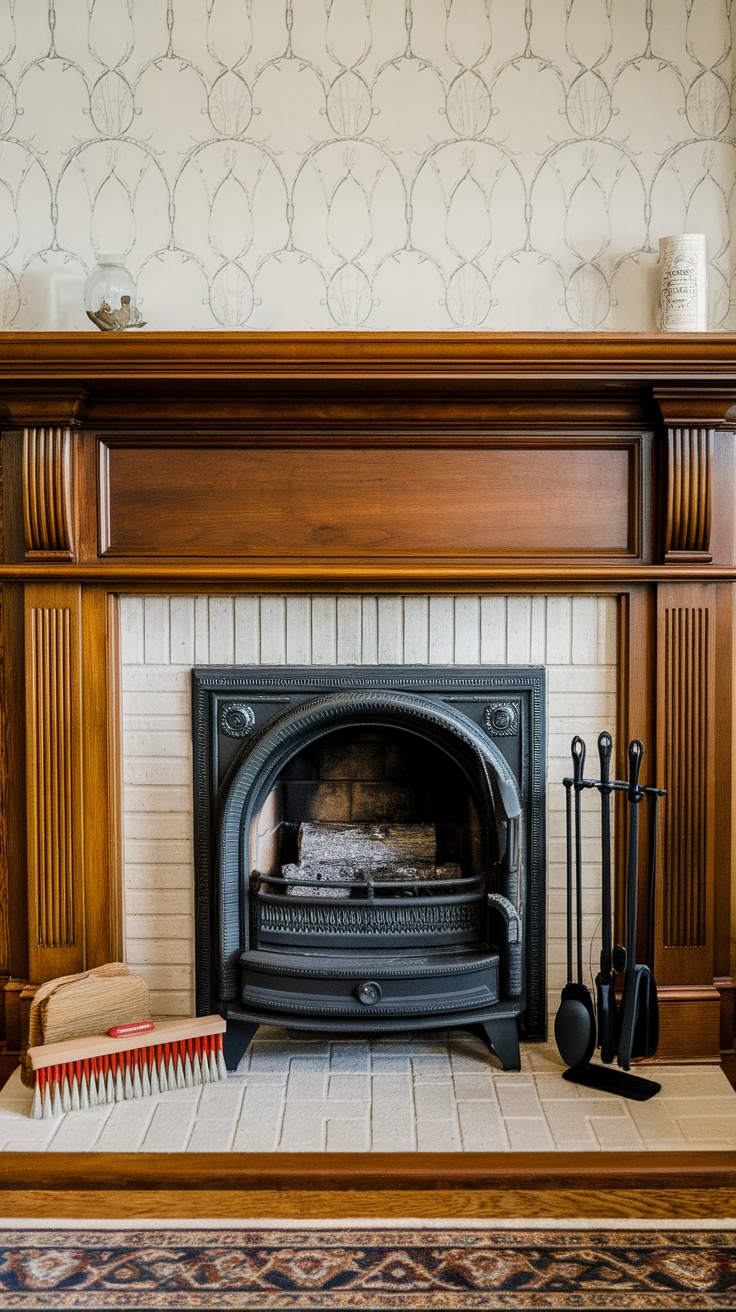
554,733,666,1102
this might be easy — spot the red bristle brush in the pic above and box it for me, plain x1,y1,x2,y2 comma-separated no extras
27,1015,228,1119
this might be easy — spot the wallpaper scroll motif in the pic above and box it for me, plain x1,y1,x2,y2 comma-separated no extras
0,0,733,331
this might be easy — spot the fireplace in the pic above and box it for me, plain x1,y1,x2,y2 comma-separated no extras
0,332,733,1069
192,667,546,1070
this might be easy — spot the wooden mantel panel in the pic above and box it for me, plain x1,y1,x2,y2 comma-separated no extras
101,440,636,560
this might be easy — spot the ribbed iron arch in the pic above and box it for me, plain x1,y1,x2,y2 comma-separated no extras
218,690,523,1000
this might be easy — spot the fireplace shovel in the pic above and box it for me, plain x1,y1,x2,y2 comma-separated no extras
617,740,659,1070
554,736,596,1068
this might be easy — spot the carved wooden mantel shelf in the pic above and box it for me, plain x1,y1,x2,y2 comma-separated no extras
0,332,734,586
0,331,735,1080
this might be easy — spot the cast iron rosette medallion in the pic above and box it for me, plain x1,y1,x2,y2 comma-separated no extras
484,701,519,738
220,702,256,738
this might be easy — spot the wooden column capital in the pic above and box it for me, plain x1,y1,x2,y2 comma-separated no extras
0,387,88,428
653,387,736,430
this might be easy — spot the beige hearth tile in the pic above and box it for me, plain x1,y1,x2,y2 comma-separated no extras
531,1072,581,1100
504,1118,553,1151
664,1096,736,1118
675,1115,736,1144
280,1042,330,1069
416,1117,462,1151
186,1119,239,1152
452,1073,498,1100
196,1080,247,1119
524,1044,567,1073
456,1100,509,1150
624,1099,686,1145
410,1048,453,1077
239,1044,291,1077
495,1081,543,1119
371,1076,415,1151
369,1045,413,1072
285,1071,329,1103
448,1036,493,1072
231,1084,286,1151
541,1100,607,1150
278,1100,327,1151
413,1080,457,1120
93,1099,159,1152
46,1105,114,1152
327,1073,370,1102
140,1100,199,1152
326,1116,370,1151
591,1116,644,1150
330,1043,371,1073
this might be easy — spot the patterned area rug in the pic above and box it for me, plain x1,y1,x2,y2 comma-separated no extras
0,1224,735,1309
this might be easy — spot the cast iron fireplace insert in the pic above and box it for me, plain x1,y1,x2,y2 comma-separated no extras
192,666,546,1071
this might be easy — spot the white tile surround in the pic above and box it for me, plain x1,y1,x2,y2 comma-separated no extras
4,1038,736,1153
119,594,617,1027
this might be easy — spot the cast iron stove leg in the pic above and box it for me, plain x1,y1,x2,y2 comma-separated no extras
223,1020,259,1072
476,1018,521,1071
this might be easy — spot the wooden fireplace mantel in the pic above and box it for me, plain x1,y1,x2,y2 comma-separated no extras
0,331,734,1073
0,331,734,587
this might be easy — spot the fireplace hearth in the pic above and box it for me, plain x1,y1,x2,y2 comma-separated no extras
193,666,546,1071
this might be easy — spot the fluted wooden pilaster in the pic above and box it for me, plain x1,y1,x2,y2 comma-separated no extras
22,426,75,559
25,585,83,980
663,427,712,560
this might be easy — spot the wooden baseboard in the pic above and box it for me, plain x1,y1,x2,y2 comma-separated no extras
1,1153,735,1221
644,986,722,1063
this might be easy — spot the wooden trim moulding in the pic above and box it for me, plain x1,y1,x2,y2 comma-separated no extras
1,331,736,378
2,565,736,587
2,1152,736,1221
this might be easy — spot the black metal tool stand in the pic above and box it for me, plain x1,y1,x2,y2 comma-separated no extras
559,737,666,1103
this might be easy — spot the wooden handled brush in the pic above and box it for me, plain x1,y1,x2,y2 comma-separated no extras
27,1015,228,1119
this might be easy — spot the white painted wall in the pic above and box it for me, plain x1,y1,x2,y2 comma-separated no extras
0,1,733,331
119,593,617,1026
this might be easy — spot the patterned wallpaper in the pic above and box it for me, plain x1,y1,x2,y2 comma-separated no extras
0,0,734,331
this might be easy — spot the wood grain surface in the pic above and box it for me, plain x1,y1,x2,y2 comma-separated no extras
101,441,635,560
1,1153,735,1220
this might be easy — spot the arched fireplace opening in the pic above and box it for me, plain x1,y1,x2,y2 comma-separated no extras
193,668,546,1074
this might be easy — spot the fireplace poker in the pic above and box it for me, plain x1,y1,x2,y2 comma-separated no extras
595,731,616,1065
553,736,596,1068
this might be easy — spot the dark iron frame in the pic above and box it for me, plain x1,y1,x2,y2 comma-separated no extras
192,665,547,1042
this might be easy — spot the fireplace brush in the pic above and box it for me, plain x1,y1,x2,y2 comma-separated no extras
26,1015,228,1119
557,733,665,1102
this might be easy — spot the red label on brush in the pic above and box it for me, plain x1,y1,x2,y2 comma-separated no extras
107,1021,155,1037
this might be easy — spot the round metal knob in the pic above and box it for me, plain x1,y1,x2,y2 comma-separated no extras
356,980,382,1006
